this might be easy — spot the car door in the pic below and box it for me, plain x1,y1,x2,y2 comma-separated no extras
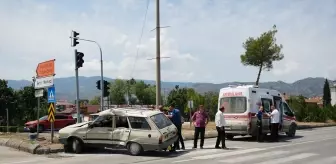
54,115,67,129
85,114,113,146
260,95,273,133
111,116,131,147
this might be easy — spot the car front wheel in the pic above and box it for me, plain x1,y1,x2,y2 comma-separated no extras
71,138,83,154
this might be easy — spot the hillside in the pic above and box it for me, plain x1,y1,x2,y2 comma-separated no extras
5,76,333,101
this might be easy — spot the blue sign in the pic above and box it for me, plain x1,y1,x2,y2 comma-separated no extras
48,86,56,103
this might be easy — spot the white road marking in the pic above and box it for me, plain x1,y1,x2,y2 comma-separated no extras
306,156,336,164
254,153,317,164
219,150,288,163
172,148,265,163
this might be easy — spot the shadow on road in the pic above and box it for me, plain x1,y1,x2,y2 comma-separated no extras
230,134,304,143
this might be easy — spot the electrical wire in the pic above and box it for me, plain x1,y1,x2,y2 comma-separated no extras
129,0,150,78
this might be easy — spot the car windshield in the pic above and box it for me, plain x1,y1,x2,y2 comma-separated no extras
150,113,173,129
39,116,48,120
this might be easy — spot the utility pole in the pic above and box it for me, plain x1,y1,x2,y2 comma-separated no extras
155,0,161,108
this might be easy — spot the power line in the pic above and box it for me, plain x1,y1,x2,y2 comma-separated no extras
130,0,150,78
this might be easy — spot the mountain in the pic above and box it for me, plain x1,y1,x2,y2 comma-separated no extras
5,76,334,101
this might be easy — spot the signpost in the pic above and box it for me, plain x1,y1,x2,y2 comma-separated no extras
34,89,44,136
48,103,55,143
188,100,194,127
34,59,55,142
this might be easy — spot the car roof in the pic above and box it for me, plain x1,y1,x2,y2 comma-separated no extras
98,107,162,117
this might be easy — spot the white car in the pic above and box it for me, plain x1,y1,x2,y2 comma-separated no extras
58,107,178,155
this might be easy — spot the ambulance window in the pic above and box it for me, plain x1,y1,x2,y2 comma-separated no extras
220,97,247,113
283,103,294,117
261,99,272,113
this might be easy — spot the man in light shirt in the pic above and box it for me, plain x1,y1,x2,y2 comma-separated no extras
266,105,280,142
215,105,227,149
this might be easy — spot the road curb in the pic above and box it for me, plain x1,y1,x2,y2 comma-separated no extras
296,123,336,130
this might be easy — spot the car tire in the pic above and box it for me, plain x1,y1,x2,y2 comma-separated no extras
127,142,143,156
71,138,83,154
286,124,296,137
226,134,234,140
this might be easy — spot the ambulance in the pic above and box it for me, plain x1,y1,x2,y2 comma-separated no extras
218,85,297,140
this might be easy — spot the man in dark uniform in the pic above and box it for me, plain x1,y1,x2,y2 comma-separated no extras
256,105,264,142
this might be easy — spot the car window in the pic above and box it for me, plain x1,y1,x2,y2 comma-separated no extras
128,117,151,130
55,115,67,119
39,116,48,121
116,116,129,128
150,113,173,129
93,115,113,127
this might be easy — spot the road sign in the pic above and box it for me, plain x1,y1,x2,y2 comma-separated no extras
36,59,55,78
48,103,55,122
188,100,194,108
35,76,54,89
48,86,56,103
34,89,44,98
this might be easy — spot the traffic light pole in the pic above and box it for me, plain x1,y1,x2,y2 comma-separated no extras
74,38,104,111
75,49,81,123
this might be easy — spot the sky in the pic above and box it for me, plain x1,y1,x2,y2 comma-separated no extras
0,0,336,83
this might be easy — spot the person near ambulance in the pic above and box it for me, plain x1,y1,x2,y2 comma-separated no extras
256,105,264,142
191,105,210,149
215,105,227,149
266,105,280,142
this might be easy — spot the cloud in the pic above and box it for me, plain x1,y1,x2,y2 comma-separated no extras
0,0,336,83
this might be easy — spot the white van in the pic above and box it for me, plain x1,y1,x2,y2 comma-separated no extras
58,107,178,155
218,85,297,140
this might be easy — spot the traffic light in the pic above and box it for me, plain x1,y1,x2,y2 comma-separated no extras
103,80,110,97
96,80,101,90
71,31,80,47
75,51,84,68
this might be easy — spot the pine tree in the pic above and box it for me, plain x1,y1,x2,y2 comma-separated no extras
323,79,331,106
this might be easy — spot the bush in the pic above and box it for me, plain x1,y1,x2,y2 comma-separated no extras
288,96,336,122
0,126,24,133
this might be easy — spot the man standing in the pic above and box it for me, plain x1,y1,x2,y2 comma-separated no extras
256,105,264,142
266,105,280,142
166,104,185,150
215,106,226,149
191,105,210,149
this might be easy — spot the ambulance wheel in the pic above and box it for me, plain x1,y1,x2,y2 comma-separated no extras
226,135,234,140
286,124,296,137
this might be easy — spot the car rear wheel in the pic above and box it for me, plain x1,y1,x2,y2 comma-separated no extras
71,138,83,154
127,142,143,156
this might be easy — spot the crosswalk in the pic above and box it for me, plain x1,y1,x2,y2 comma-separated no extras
171,147,336,164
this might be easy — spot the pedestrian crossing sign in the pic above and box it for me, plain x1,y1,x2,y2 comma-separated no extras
48,86,56,103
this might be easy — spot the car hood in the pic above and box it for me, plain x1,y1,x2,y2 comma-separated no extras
25,120,38,125
65,121,91,128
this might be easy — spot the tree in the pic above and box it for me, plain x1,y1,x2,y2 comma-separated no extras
89,96,100,105
202,91,219,120
0,80,16,125
167,85,188,115
240,25,284,85
323,79,331,107
133,81,155,105
109,79,127,105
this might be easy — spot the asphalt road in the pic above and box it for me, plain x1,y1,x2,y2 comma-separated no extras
1,126,336,164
